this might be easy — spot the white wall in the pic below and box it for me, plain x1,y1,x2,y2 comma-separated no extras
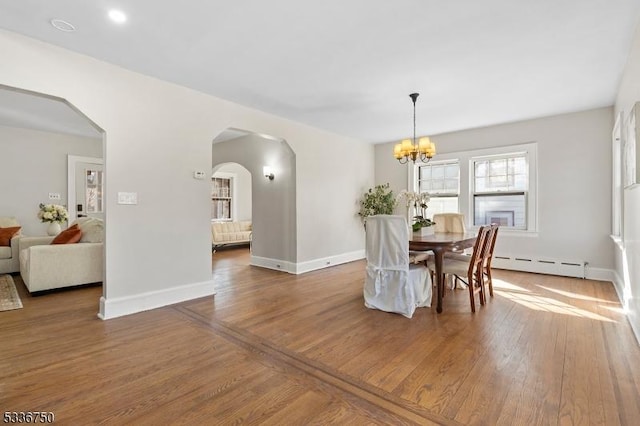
614,22,640,342
0,124,101,235
376,107,614,272
0,29,374,318
213,162,252,221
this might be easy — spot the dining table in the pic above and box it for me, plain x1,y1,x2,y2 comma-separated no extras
409,232,478,313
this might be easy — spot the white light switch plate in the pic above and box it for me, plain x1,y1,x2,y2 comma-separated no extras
117,192,138,205
48,192,61,200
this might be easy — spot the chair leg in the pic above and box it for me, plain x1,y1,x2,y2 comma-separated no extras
485,268,494,297
477,269,486,305
465,273,476,313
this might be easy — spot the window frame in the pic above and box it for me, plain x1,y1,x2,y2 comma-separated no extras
612,112,623,243
410,142,537,234
471,151,529,230
211,172,237,222
416,159,461,219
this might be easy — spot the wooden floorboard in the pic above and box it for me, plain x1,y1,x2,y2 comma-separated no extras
2,246,640,425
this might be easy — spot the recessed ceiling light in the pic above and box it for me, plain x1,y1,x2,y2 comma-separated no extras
108,9,127,24
50,19,76,32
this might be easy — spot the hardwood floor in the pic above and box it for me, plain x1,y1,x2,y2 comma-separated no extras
2,247,639,425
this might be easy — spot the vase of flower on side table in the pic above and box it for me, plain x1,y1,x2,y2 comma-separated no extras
414,226,434,237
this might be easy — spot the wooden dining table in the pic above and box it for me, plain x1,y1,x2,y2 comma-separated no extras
409,232,478,313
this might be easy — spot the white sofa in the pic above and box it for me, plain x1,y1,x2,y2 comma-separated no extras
19,217,104,293
211,221,252,249
0,216,22,274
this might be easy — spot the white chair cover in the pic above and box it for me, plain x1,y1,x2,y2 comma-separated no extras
364,215,432,318
433,213,466,233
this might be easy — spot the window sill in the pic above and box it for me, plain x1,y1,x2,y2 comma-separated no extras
470,227,538,238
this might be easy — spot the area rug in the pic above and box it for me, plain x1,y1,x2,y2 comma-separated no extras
0,274,23,311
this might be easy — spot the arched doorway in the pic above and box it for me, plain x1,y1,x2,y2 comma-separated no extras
212,128,297,272
0,84,106,308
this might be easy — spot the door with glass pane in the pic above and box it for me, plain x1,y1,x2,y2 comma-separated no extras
75,161,104,221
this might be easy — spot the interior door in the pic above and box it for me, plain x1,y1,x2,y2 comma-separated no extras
68,155,104,223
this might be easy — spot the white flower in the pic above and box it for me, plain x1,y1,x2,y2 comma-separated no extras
38,203,69,224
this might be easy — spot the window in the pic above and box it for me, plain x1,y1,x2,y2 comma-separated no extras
612,113,623,239
472,153,528,229
410,142,537,233
211,176,232,221
417,160,459,219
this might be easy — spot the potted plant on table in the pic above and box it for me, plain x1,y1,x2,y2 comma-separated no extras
397,190,435,235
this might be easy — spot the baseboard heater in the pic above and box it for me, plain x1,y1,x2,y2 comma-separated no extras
492,255,586,279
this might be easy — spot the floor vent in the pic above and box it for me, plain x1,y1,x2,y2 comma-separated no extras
492,255,586,279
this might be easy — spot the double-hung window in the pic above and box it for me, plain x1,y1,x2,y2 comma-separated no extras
211,176,233,221
411,142,537,232
417,160,460,219
472,153,528,229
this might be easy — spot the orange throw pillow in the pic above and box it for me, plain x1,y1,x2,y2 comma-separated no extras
0,226,21,246
51,224,82,245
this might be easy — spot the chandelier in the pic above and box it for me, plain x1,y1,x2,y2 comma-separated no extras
393,93,436,164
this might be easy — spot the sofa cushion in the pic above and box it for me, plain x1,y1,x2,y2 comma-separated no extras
51,225,82,245
0,217,20,228
211,221,252,245
72,217,104,243
0,226,21,246
212,221,252,234
0,246,11,259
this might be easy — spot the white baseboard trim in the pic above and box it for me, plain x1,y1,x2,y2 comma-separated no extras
584,267,616,282
250,250,366,275
250,256,297,274
609,270,640,346
98,279,216,320
611,270,624,305
295,249,365,274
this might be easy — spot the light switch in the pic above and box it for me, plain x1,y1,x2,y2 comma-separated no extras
193,171,206,179
117,192,138,205
48,192,61,200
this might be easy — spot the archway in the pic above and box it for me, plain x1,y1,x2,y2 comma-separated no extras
212,128,296,272
0,84,106,306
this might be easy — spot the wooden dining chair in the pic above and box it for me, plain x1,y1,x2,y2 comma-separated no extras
427,225,490,312
449,223,499,298
482,224,499,298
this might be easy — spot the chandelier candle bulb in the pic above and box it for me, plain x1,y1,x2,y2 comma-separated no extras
394,144,403,158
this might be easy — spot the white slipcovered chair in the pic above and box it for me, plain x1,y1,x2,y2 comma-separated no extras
364,215,432,318
432,213,466,233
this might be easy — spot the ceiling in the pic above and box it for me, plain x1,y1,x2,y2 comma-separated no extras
0,87,102,138
0,0,639,143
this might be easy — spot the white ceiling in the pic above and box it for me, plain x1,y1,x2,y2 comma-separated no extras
0,87,102,138
0,0,639,143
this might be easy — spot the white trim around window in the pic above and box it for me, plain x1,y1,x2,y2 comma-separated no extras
211,171,237,222
410,142,538,234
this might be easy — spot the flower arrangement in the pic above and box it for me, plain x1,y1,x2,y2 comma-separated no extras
38,203,69,224
396,190,435,231
358,183,397,221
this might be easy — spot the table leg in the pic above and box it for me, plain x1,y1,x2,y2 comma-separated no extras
433,248,444,313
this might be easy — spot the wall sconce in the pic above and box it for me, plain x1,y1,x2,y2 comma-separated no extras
263,166,274,180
